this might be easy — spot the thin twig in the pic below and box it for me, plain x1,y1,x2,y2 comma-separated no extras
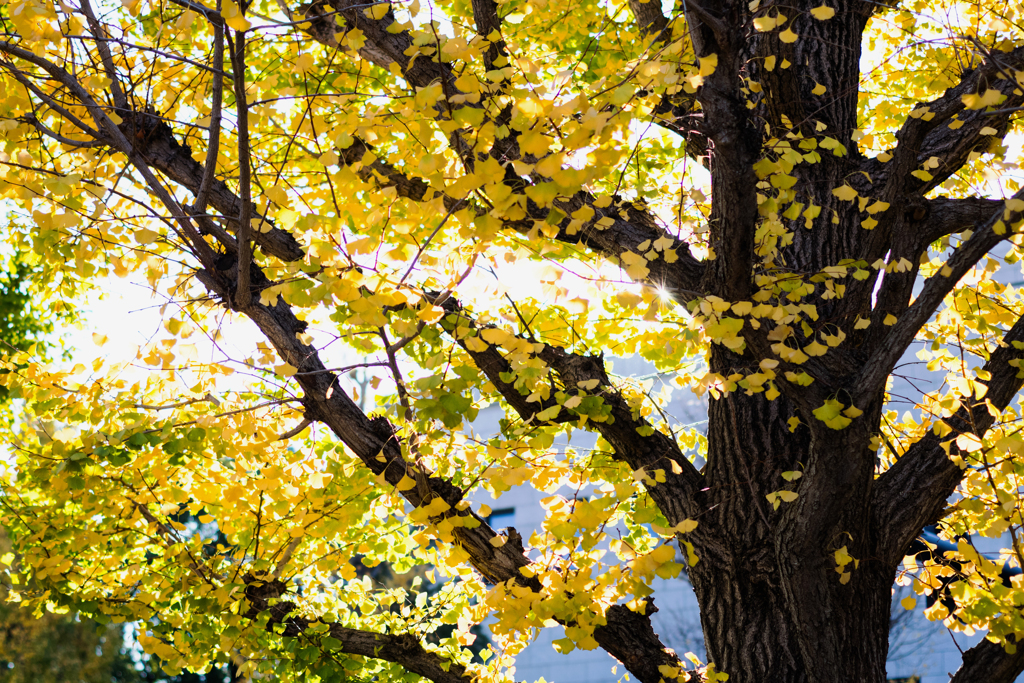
195,0,225,213
134,393,221,411
271,537,303,579
399,199,465,285
229,27,253,307
276,418,311,441
78,0,128,112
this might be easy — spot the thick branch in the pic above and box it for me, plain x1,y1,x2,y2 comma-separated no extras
863,44,1024,199
434,297,702,526
0,42,218,270
627,0,669,38
872,311,1024,562
121,108,304,262
861,196,1004,341
243,577,473,683
684,1,758,300
949,637,1024,683
0,43,301,262
294,0,487,168
330,138,707,296
855,188,1024,402
549,194,706,298
471,0,506,73
230,29,253,308
920,196,1005,244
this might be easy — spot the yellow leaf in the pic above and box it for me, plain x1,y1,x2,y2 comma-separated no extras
222,0,251,30
365,2,389,20
417,306,444,323
135,228,160,244
465,337,489,352
276,362,298,376
753,15,777,31
832,185,857,201
675,519,698,533
962,89,1002,110
294,53,315,73
810,5,835,19
804,340,828,356
811,83,826,95
481,328,510,344
883,313,897,326
901,596,916,610
979,126,998,136
779,28,798,43
699,54,718,77
956,433,983,452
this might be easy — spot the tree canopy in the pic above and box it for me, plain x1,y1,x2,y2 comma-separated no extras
0,0,1023,681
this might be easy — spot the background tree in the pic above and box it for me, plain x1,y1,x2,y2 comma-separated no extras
0,0,1023,682
0,246,71,406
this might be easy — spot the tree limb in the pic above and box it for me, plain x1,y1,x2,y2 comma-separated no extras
861,44,1024,200
330,134,708,296
855,197,1003,345
195,0,225,213
432,296,703,526
627,0,669,38
683,0,758,300
0,40,302,263
872,311,1024,563
243,577,475,683
123,108,305,262
0,41,219,270
855,188,1024,403
919,196,1006,244
79,0,129,113
229,28,253,309
948,636,1024,683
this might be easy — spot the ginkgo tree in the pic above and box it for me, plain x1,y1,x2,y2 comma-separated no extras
0,0,1023,680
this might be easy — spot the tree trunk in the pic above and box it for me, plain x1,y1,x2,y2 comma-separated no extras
687,347,895,681
690,556,894,682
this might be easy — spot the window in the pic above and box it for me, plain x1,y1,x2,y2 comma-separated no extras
487,507,515,529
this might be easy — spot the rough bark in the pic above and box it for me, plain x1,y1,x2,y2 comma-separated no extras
949,637,1024,683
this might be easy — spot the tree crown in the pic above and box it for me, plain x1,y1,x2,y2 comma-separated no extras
1,0,1023,681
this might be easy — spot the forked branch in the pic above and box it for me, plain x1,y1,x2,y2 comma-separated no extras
856,188,1024,402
